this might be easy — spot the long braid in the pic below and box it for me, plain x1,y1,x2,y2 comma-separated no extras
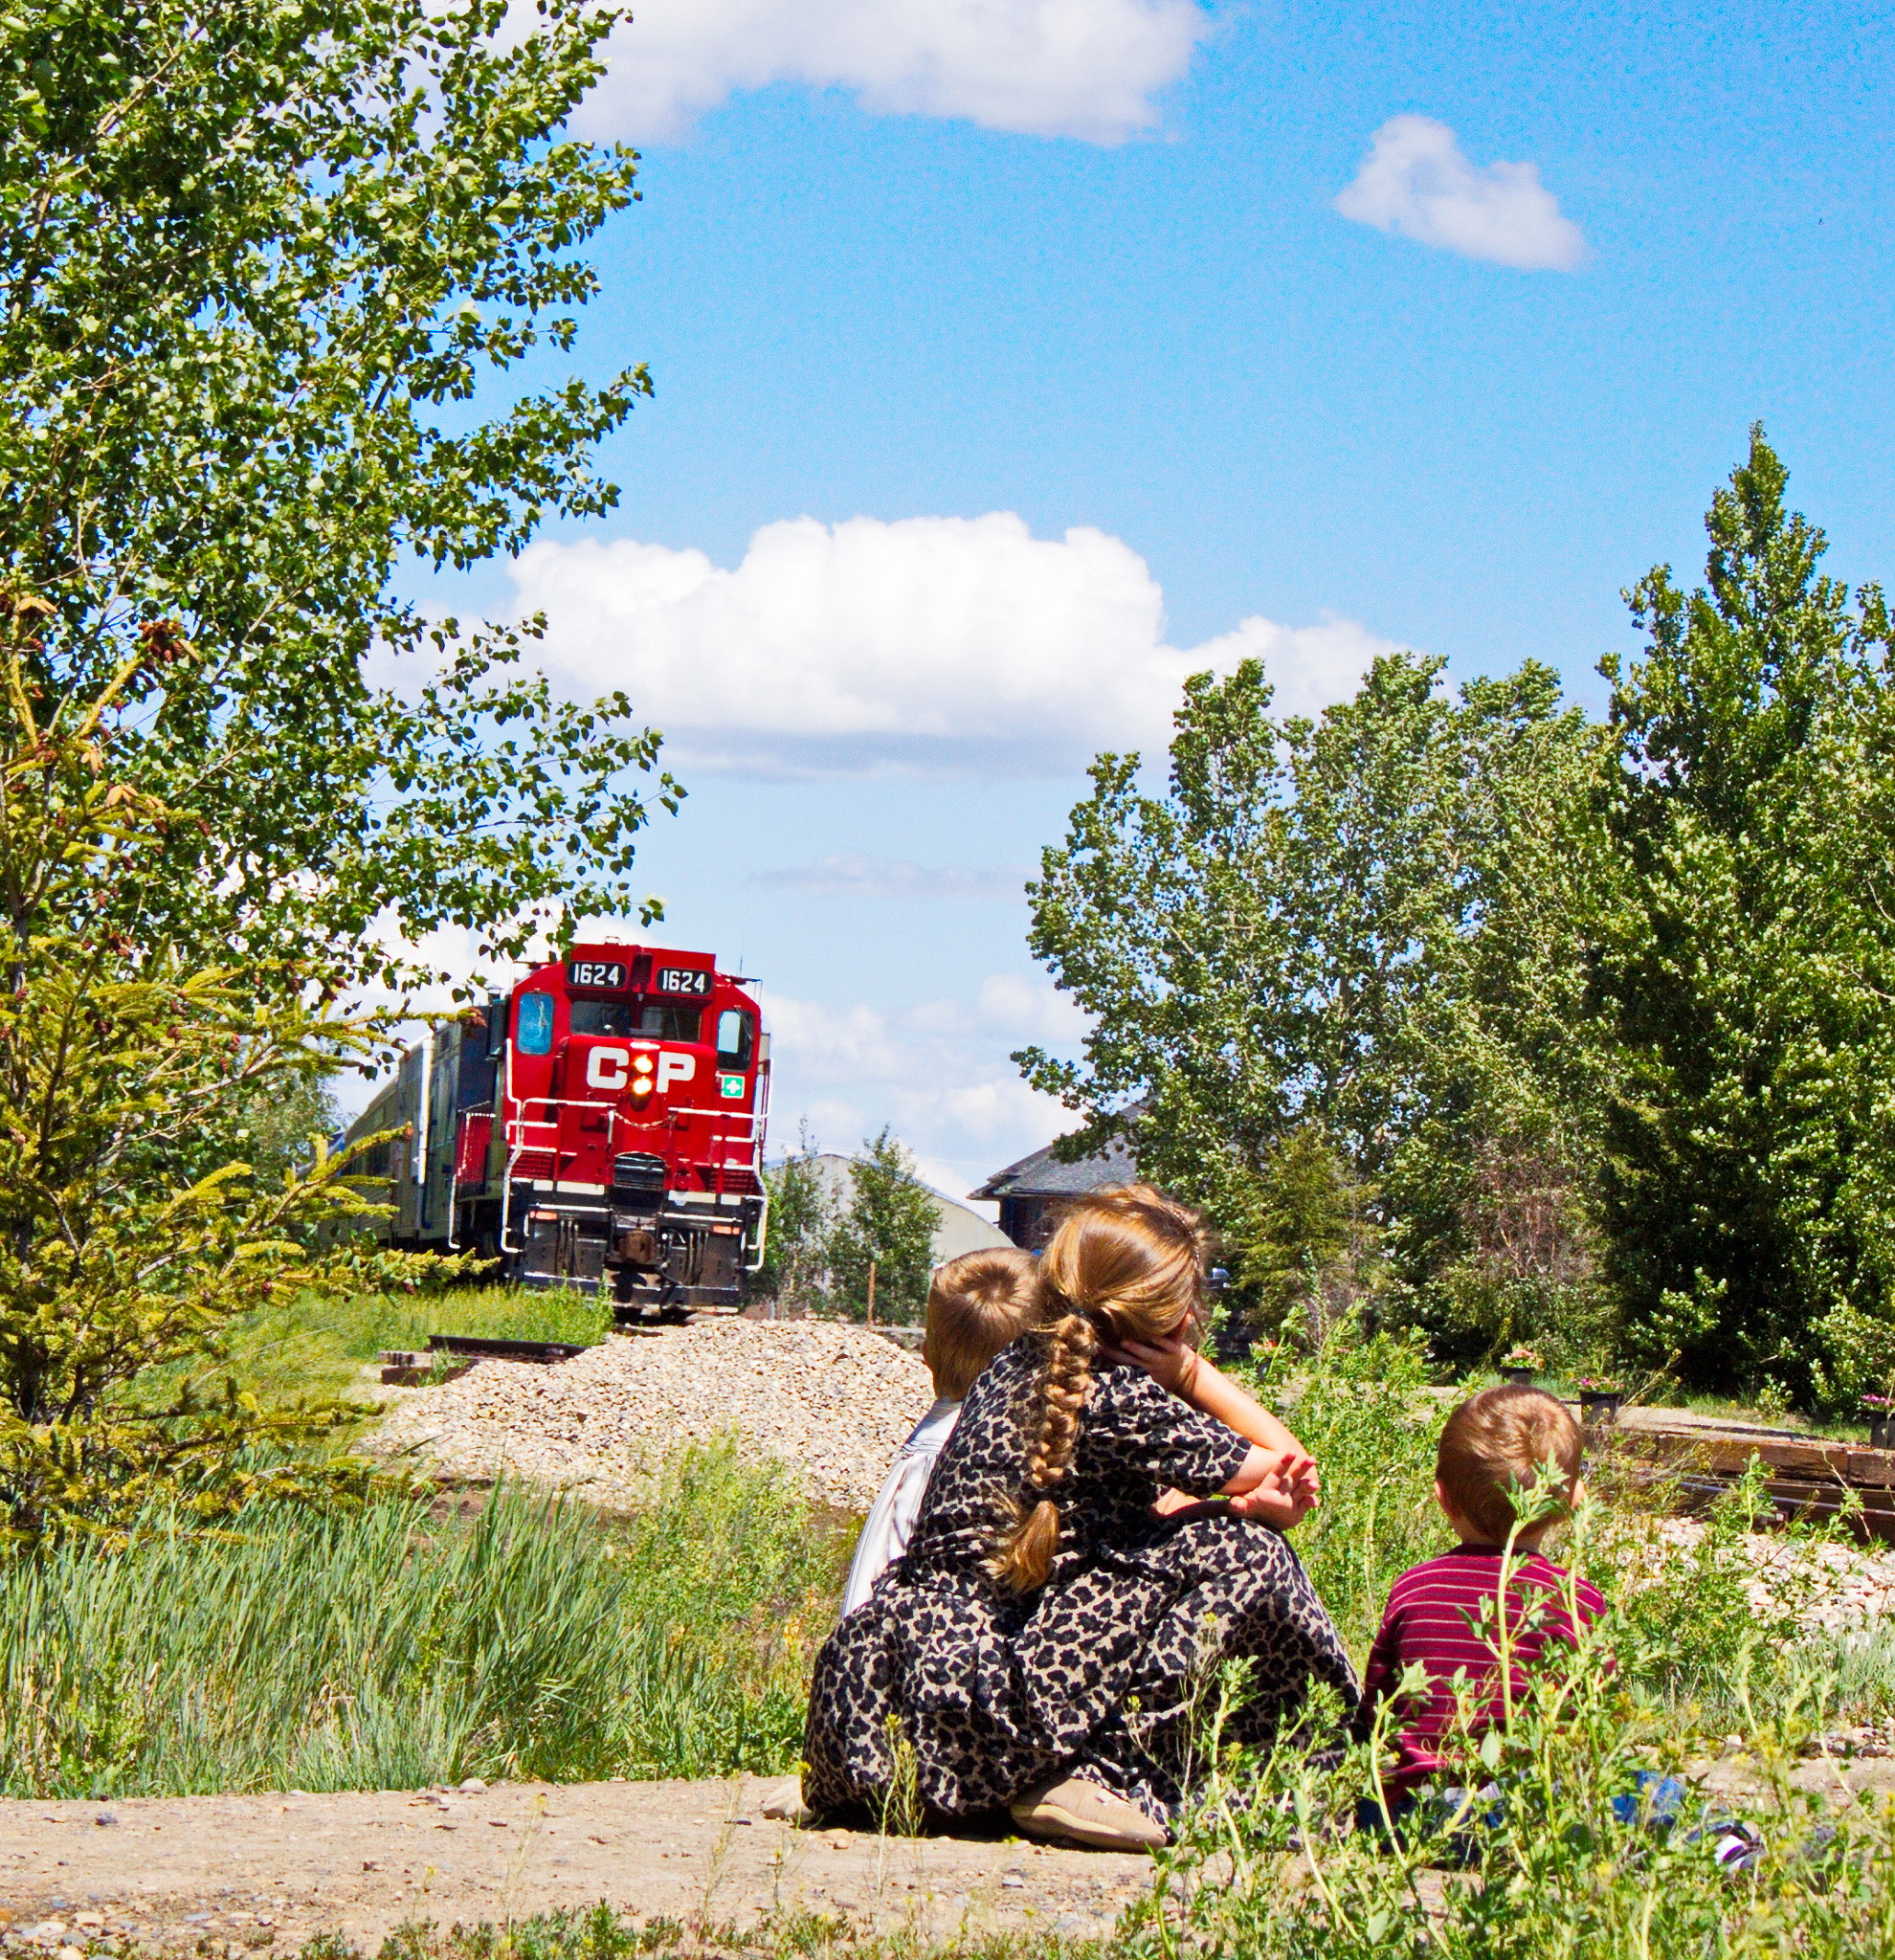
984,1184,1209,1594
986,1310,1098,1592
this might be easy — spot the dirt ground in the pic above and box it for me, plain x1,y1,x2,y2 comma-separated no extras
0,1778,1156,1952
8,1751,1895,1955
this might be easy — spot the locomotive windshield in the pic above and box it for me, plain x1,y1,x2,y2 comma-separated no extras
569,999,635,1036
569,998,702,1042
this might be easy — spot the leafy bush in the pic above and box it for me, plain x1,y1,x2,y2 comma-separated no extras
1592,1458,1832,1713
1252,1333,1450,1658
0,1442,842,1796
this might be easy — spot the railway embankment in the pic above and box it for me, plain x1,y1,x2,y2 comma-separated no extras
366,1317,935,1512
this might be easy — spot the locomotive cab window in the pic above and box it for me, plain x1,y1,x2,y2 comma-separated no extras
570,999,635,1036
637,1002,702,1042
516,991,555,1056
716,1010,754,1069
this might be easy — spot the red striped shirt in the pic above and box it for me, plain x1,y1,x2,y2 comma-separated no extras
1356,1546,1606,1793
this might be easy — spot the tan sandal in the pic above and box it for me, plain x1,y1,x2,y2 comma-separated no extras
1009,1775,1168,1851
756,1774,815,1826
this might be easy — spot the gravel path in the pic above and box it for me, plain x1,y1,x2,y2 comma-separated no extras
367,1319,936,1511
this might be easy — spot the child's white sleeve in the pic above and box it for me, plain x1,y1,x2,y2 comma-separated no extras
840,1400,959,1618
841,1456,932,1616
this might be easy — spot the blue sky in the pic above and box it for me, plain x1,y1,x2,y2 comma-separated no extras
407,0,1894,1203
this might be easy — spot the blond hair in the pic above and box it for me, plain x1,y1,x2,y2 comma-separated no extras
987,1185,1208,1592
923,1247,1037,1399
1436,1386,1584,1547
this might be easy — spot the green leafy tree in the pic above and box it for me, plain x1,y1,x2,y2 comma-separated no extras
1020,653,1608,1337
826,1129,938,1325
1594,428,1895,1400
0,0,658,1530
0,616,459,1543
1431,1135,1614,1369
0,0,674,997
1238,1123,1382,1352
757,1126,836,1312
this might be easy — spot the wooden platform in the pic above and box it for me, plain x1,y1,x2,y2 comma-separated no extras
1596,1405,1895,1543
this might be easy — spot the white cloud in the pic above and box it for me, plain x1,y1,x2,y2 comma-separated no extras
757,973,1086,1196
752,855,1029,900
974,972,1091,1045
1334,115,1587,271
511,513,1396,778
577,0,1209,145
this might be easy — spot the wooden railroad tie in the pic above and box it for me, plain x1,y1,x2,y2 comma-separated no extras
1595,1406,1895,1545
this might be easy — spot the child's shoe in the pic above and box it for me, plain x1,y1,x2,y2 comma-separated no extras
756,1775,815,1826
1010,1776,1168,1851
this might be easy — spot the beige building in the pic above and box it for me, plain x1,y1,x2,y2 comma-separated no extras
799,1152,1013,1265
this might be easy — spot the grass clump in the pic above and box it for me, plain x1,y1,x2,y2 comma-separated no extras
0,1440,842,1798
268,1905,1059,1960
187,1283,615,1411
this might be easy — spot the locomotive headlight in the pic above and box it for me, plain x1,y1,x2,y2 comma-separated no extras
630,1052,657,1096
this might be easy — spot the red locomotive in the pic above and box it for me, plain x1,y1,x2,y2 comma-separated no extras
346,940,769,1319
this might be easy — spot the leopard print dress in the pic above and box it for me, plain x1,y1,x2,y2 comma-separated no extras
801,1337,1359,1827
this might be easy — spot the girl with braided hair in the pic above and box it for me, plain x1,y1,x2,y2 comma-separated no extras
800,1185,1356,1852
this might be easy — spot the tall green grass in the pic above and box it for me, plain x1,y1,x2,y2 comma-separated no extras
147,1282,615,1414
1121,1346,1895,1957
0,1441,842,1798
1130,1611,1895,1960
1255,1334,1454,1659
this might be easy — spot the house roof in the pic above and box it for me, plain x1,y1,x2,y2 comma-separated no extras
970,1129,1138,1202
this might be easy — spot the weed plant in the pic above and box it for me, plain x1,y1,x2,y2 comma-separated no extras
273,1905,1054,1960
1255,1333,1454,1657
1126,1503,1895,1960
0,1441,841,1798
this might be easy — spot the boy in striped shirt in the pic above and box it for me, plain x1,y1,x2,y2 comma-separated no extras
1355,1386,1604,1816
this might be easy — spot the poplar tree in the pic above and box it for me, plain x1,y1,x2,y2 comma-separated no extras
0,0,669,1533
0,0,674,996
1596,429,1895,1399
1020,652,1606,1342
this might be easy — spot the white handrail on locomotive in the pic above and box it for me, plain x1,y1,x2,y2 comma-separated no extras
491,1095,769,1272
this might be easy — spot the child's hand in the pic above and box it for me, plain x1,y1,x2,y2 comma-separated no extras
1104,1331,1200,1397
1228,1450,1321,1528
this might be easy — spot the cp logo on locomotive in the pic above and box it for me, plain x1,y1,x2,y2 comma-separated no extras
585,1046,697,1095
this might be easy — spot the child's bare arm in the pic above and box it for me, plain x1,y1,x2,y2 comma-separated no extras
1110,1333,1317,1491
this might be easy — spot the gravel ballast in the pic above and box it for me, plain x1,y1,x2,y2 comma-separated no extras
367,1317,935,1510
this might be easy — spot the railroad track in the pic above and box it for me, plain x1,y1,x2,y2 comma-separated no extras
1596,1407,1895,1543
